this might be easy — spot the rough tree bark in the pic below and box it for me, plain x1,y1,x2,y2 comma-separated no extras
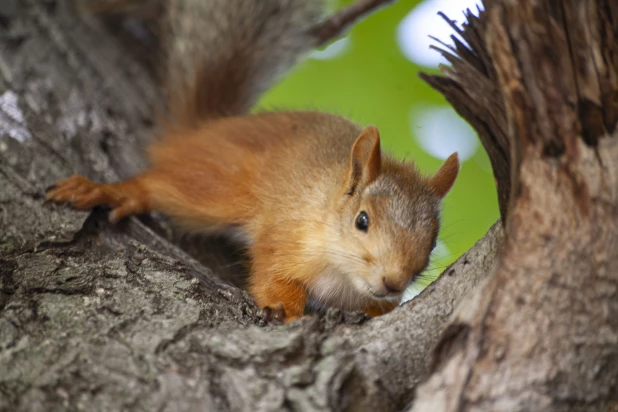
0,1,501,411
0,0,615,412
416,0,618,410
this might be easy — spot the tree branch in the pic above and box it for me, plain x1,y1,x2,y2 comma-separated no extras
0,2,503,410
311,0,396,47
414,1,618,410
419,6,511,221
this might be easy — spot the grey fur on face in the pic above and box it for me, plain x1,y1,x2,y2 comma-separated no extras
365,174,440,231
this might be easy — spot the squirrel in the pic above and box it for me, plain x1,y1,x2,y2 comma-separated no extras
47,0,460,323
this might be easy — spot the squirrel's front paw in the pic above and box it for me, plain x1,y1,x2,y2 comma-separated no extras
46,175,140,223
47,175,108,209
261,304,302,324
261,304,286,324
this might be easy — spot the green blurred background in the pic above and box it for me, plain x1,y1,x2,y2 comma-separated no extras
257,0,499,297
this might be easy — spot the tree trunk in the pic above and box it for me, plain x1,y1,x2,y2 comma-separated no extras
417,0,618,410
0,1,501,411
1,0,617,411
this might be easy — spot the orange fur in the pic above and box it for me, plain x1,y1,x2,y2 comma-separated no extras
51,0,465,324
48,111,459,323
429,153,460,197
363,300,400,317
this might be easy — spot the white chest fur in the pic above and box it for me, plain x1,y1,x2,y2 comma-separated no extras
308,267,370,312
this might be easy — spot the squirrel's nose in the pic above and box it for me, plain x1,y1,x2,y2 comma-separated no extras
382,277,405,294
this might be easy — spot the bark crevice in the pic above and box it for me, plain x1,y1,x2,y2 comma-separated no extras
0,2,504,410
414,1,618,410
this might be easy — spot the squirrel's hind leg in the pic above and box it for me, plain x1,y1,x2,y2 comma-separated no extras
47,174,151,223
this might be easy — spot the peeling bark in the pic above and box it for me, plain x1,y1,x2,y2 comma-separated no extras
416,1,618,410
6,0,614,410
0,1,502,411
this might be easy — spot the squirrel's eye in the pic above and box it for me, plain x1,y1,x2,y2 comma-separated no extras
355,211,369,232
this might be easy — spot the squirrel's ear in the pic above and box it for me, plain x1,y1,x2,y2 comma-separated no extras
429,153,460,198
344,126,381,194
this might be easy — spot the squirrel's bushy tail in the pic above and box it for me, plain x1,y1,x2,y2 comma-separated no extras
165,0,324,127
83,0,324,126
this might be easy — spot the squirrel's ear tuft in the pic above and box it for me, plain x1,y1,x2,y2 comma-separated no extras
344,126,382,194
429,153,460,198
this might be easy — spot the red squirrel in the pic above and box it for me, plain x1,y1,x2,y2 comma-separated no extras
47,0,459,323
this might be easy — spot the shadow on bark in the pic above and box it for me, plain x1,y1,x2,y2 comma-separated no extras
2,0,616,411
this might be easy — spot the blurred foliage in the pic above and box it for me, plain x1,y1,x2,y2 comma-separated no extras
257,0,499,289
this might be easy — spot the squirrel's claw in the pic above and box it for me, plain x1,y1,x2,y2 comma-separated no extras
47,175,96,205
47,175,103,206
262,304,287,324
261,304,303,324
47,174,149,223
